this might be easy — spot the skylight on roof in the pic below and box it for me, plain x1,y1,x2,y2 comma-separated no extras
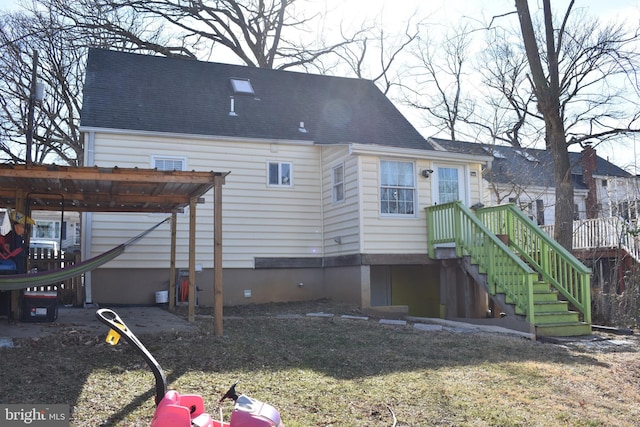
230,78,255,95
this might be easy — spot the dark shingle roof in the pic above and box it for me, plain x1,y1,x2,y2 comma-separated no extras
81,49,431,150
430,137,631,189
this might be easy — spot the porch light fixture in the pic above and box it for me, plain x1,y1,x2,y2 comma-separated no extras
421,169,434,178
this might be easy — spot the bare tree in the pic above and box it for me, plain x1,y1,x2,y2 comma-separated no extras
41,0,362,70
0,0,172,165
514,0,640,249
0,11,85,165
474,28,541,148
330,16,418,95
405,24,475,141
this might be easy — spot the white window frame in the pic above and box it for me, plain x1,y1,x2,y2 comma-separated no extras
267,161,293,187
32,220,61,239
332,163,345,203
151,155,187,171
379,160,416,216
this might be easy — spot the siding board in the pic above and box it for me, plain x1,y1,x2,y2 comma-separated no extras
91,133,322,268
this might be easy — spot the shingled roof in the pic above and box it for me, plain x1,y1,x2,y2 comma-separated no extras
430,137,631,190
81,49,432,151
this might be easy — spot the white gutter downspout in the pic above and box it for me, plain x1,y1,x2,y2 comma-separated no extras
83,131,95,306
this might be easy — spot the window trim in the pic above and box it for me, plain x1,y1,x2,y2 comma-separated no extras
379,159,416,217
332,163,345,203
151,155,187,171
267,161,293,187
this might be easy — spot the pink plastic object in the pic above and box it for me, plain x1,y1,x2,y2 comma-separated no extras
229,395,283,427
151,390,222,427
95,309,284,427
150,391,284,427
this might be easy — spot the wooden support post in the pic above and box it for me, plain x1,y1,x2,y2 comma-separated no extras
188,197,196,323
169,211,177,311
213,174,224,337
10,191,25,320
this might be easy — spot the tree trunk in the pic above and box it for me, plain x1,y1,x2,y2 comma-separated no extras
515,0,575,250
548,118,574,250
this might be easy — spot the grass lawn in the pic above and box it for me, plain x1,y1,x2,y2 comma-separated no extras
1,300,639,426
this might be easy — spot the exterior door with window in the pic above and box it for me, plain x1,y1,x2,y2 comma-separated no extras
433,165,467,205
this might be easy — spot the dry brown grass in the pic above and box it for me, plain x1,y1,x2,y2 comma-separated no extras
1,300,639,426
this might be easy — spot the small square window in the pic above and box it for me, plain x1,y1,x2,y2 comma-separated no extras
230,78,255,95
268,161,292,187
153,156,186,171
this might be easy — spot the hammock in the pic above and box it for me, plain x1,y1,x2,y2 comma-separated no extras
0,217,170,291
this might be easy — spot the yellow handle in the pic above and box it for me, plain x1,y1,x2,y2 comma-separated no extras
105,329,122,345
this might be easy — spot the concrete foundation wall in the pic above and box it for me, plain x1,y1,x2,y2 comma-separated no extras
91,266,365,307
92,268,170,305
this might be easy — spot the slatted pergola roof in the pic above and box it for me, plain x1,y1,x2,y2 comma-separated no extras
0,163,228,335
0,164,227,213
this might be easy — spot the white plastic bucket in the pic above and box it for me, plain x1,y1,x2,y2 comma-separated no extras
155,290,169,304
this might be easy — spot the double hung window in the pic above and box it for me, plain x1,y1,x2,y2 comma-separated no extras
332,163,345,203
380,160,415,215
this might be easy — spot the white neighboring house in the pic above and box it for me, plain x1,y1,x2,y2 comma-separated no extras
79,49,492,315
0,209,80,253
30,210,80,253
594,172,640,221
429,138,634,225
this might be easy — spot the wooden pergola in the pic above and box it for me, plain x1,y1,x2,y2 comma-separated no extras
0,163,228,336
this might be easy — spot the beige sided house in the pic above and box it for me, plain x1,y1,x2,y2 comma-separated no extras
80,49,490,317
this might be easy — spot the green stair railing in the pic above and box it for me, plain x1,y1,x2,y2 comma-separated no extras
426,202,538,323
475,204,591,324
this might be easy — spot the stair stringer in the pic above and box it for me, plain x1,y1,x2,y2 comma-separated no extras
459,256,535,334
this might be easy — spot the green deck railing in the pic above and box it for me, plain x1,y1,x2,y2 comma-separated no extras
475,204,591,324
426,202,538,323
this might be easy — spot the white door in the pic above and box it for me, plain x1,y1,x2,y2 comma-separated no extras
433,165,467,205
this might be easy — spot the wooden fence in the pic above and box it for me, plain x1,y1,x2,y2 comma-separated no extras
27,248,83,306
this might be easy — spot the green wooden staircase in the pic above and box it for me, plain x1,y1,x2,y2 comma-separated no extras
426,202,592,337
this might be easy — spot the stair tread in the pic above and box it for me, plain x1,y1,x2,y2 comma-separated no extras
536,321,589,325
534,300,566,304
535,310,579,314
